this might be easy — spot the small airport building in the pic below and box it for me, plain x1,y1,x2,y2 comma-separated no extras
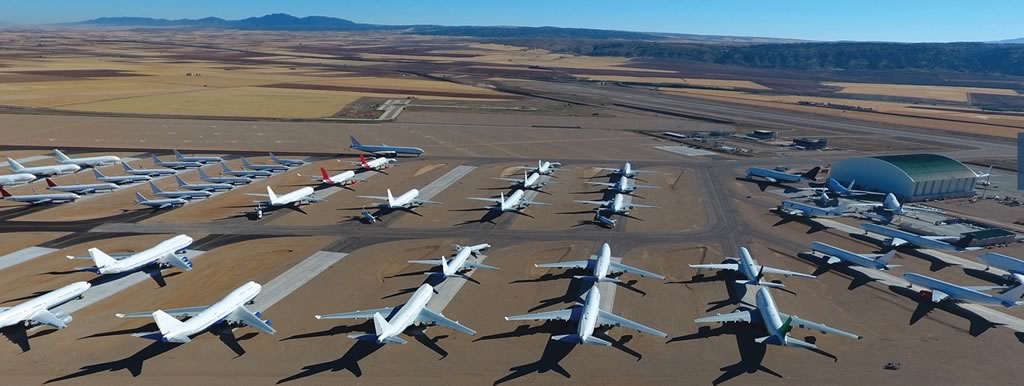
830,154,978,202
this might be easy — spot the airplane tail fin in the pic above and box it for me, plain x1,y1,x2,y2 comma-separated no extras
197,167,209,179
93,168,106,179
135,192,147,203
46,178,58,188
221,161,231,172
122,162,134,172
53,149,70,161
151,154,161,164
0,187,10,198
998,284,1024,304
386,188,395,207
848,179,856,191
883,193,901,212
350,135,362,147
152,310,185,336
876,250,898,265
372,312,390,336
149,182,162,193
359,154,369,168
174,175,187,187
173,149,184,160
87,248,117,269
801,166,821,180
266,186,278,203
320,167,332,183
499,191,507,211
241,157,251,167
7,157,23,171
440,256,452,276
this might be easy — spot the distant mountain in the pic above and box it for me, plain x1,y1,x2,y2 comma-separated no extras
992,37,1024,44
74,13,399,31
410,25,664,41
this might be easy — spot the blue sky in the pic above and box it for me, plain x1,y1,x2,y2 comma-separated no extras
4,0,1022,42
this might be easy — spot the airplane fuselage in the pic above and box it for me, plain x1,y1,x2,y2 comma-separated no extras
500,189,526,211
48,183,118,194
98,235,193,274
390,189,419,208
811,242,885,269
578,287,601,341
0,173,36,186
978,252,1024,275
325,170,357,185
903,273,1012,306
0,281,90,329
270,187,315,207
862,224,962,251
755,287,787,345
593,243,612,280
745,167,803,183
155,189,211,200
4,192,80,204
57,155,120,167
11,163,80,177
780,200,843,218
353,144,424,157
161,282,261,342
98,175,150,184
377,284,433,342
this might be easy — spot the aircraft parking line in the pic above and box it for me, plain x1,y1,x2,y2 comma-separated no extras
0,246,58,272
417,165,477,200
49,250,208,317
250,251,349,313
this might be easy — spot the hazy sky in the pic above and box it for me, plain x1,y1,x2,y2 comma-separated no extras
4,0,1022,42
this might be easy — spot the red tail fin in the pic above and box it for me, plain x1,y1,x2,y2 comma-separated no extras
0,187,10,198
359,154,369,167
46,178,57,187
320,167,332,183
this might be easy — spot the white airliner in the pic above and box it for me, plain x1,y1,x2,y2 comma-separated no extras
505,286,666,345
220,161,272,178
904,273,1024,308
270,152,305,167
356,154,396,171
315,283,475,345
511,160,562,176
799,178,884,198
535,242,664,282
586,175,657,194
252,186,320,208
408,243,497,278
574,193,656,216
495,171,553,190
744,166,821,184
855,193,944,216
150,181,212,200
53,149,120,167
173,150,223,164
690,247,815,288
977,252,1024,284
45,178,117,194
197,167,252,185
777,199,848,218
174,175,232,192
116,281,275,343
0,173,37,186
72,234,194,275
317,167,359,187
696,287,862,350
359,188,438,209
810,242,900,270
597,161,652,178
152,154,202,169
122,162,175,177
241,157,288,172
861,223,979,252
7,157,80,176
0,187,79,204
135,192,186,209
467,189,550,214
93,168,150,184
0,281,90,331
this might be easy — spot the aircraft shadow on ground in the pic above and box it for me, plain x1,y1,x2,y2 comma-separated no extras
1,325,58,352
793,252,878,291
888,285,997,337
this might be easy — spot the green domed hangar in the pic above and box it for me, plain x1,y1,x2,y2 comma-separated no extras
830,154,981,202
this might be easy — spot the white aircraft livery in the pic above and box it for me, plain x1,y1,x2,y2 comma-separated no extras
977,252,1024,283
173,150,223,164
0,173,36,186
467,189,550,213
505,286,667,345
135,192,186,209
586,175,656,194
903,273,1024,308
45,178,117,194
744,166,820,184
810,242,899,270
0,281,90,331
73,234,194,275
535,242,665,282
597,161,652,178
315,283,475,345
318,168,359,186
116,281,275,343
93,168,150,184
7,157,80,176
359,188,438,209
690,246,815,288
408,243,497,278
53,149,120,167
696,287,861,350
122,162,175,177
0,187,80,204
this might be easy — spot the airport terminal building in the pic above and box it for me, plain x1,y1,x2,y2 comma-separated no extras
831,154,978,202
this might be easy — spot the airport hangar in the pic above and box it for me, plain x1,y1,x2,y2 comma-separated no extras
830,153,978,202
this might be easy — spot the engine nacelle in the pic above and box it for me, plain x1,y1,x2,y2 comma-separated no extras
254,311,262,319
54,311,74,325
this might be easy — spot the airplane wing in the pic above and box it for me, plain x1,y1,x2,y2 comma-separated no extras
412,199,441,205
779,312,863,340
356,195,390,201
596,309,667,337
157,203,176,209
586,182,615,187
462,261,499,270
466,197,501,203
608,262,665,279
689,263,739,271
928,289,950,303
315,307,394,320
629,203,658,208
162,253,193,271
116,305,208,319
31,199,53,205
493,177,522,182
227,305,276,335
694,310,754,324
535,260,589,269
761,266,816,279
407,259,442,266
523,200,552,206
416,308,476,336
66,252,133,260
29,310,69,329
574,200,609,206
505,308,574,322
